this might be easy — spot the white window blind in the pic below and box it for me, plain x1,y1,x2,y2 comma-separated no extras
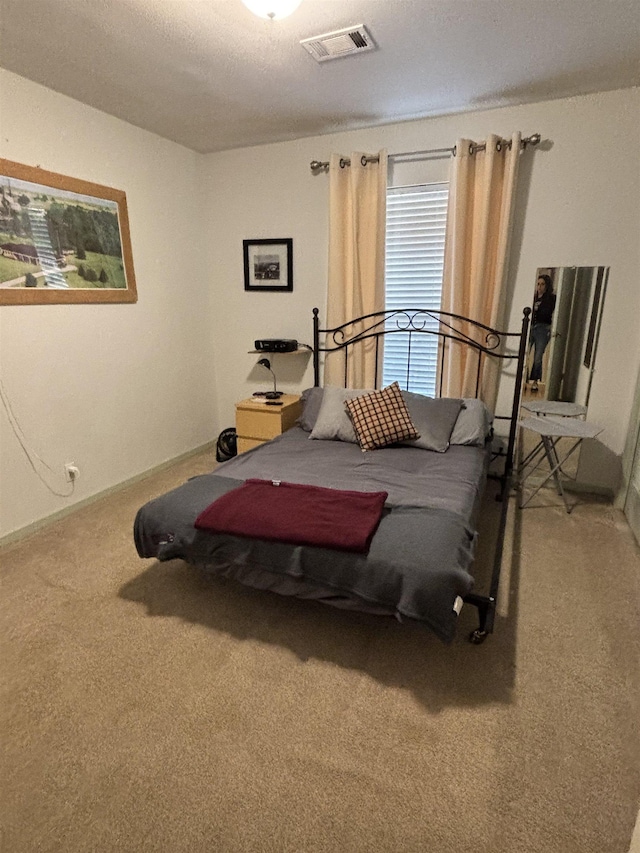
382,182,449,396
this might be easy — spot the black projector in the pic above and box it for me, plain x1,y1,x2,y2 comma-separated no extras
254,339,298,353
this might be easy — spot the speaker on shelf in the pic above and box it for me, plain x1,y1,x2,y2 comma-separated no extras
254,339,298,353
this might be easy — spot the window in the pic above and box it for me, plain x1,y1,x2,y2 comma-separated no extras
382,182,449,396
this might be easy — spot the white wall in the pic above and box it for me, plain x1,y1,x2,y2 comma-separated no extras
203,88,640,498
0,70,216,539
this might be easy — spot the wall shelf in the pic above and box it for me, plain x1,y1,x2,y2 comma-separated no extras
248,346,312,354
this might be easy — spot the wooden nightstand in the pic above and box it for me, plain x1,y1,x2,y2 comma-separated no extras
235,394,302,454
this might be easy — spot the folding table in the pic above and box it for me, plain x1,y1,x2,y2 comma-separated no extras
518,415,603,512
519,399,588,477
521,400,587,419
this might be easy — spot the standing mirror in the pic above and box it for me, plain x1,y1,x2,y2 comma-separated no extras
525,266,609,408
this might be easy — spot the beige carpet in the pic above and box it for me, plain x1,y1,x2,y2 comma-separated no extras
1,449,639,853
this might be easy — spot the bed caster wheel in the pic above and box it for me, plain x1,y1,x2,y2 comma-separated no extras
469,629,488,644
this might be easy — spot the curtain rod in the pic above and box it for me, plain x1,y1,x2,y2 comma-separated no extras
309,133,541,173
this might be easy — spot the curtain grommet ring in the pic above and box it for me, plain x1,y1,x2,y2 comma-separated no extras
361,155,368,167
496,140,502,152
469,143,475,155
452,144,457,156
339,158,347,169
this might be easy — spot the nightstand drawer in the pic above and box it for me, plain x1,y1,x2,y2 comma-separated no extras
237,436,265,453
236,408,283,441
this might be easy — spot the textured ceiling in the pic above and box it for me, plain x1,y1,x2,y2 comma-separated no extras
1,0,639,153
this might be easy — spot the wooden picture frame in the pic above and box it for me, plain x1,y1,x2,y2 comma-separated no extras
0,158,137,305
243,238,293,292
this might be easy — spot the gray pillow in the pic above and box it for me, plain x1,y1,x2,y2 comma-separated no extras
450,398,493,446
297,387,324,432
400,392,464,452
308,386,490,448
309,386,371,443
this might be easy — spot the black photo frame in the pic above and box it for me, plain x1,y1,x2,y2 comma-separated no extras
243,238,293,292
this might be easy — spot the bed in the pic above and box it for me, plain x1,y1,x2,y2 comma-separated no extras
134,306,530,644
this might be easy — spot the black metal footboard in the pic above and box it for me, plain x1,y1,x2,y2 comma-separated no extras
312,305,531,643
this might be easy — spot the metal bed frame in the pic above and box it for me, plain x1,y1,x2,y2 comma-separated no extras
312,305,531,643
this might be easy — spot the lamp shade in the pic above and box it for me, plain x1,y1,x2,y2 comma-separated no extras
241,0,302,20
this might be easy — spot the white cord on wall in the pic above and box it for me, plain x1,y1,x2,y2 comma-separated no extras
0,377,75,498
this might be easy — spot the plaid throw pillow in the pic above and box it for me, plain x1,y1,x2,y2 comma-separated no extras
345,382,419,451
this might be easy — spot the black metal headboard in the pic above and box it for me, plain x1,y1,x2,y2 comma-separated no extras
312,306,531,480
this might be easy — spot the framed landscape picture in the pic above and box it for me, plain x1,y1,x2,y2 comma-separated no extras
0,159,137,305
243,238,293,292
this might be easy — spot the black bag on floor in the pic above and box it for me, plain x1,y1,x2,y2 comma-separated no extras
216,427,237,462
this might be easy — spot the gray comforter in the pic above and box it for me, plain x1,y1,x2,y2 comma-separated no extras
134,428,489,642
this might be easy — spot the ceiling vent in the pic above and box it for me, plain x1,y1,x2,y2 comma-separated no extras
301,25,376,63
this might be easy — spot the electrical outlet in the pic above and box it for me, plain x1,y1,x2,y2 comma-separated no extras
64,463,80,482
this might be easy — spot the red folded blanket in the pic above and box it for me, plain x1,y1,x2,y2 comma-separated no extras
194,478,388,553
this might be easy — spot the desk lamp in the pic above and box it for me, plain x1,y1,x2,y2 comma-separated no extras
257,358,283,398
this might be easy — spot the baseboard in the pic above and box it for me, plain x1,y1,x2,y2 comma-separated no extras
0,440,217,549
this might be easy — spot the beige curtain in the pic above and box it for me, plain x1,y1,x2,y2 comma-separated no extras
325,150,388,388
440,133,521,410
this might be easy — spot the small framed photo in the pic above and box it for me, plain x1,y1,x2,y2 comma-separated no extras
243,238,293,292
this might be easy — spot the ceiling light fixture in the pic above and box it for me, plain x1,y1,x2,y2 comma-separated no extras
241,0,302,20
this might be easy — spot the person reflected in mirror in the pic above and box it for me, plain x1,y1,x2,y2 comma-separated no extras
529,273,556,392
